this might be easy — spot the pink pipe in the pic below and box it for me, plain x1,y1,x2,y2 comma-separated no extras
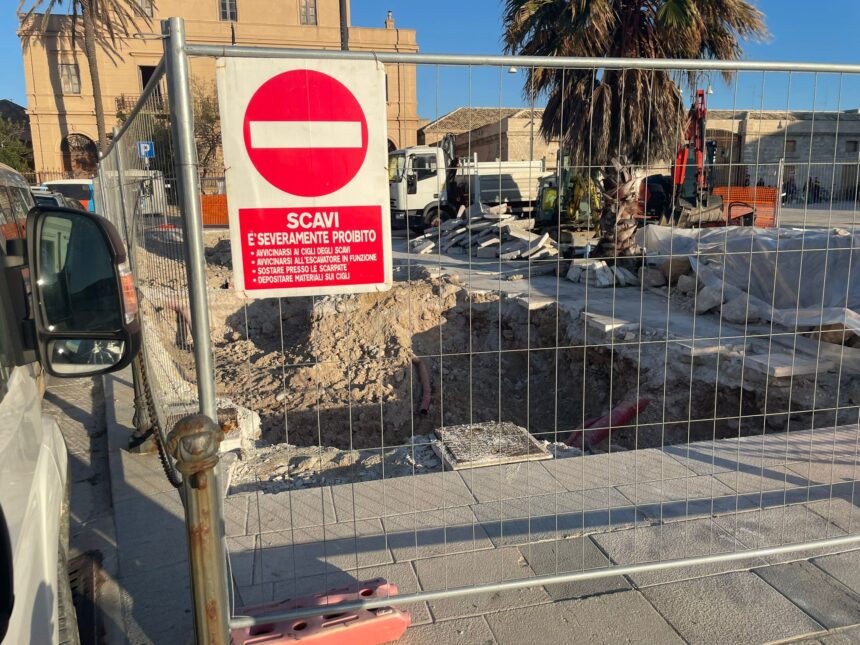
412,357,431,415
565,397,651,450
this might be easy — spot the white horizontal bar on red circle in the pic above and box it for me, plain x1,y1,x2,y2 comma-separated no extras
248,121,362,149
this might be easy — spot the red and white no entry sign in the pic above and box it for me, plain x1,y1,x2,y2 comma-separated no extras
242,69,369,197
217,58,392,298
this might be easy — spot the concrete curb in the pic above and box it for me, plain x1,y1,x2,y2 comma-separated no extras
100,368,136,645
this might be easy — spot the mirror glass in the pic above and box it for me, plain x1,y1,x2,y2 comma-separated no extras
38,211,122,333
47,339,125,374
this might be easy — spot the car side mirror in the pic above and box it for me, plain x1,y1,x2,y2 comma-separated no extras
26,207,141,377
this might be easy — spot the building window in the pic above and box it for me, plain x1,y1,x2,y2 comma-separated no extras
300,0,317,25
59,63,81,94
219,0,237,21
847,140,859,153
785,139,797,154
136,0,154,17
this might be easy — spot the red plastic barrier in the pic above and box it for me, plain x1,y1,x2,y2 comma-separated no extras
231,578,410,644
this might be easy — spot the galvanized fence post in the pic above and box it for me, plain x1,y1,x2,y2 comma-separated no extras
162,16,230,644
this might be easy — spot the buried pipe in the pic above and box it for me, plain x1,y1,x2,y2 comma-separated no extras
411,357,431,416
565,397,651,451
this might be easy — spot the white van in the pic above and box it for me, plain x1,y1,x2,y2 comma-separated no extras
0,163,141,643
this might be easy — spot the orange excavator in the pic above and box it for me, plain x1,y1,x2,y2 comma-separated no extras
641,89,756,228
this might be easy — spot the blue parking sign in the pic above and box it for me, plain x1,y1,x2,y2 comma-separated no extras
137,140,155,158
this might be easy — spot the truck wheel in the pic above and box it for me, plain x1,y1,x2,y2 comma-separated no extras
424,206,453,228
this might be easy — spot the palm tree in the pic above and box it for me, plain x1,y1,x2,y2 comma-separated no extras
503,0,766,259
19,0,151,152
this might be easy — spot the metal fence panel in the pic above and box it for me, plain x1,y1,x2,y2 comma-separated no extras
97,21,860,634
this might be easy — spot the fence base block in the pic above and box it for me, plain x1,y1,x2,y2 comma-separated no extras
231,578,411,644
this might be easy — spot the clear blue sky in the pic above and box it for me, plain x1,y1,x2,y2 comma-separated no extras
3,1,860,118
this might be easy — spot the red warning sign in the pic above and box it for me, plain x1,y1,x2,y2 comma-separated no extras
240,206,384,289
217,58,392,298
242,69,369,198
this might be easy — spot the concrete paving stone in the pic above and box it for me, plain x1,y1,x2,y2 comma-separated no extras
715,503,850,564
517,536,629,601
812,550,860,595
235,582,274,609
257,519,394,584
469,489,637,546
224,495,249,537
412,547,551,620
592,517,761,587
330,471,477,522
485,590,683,644
786,456,860,487
642,571,822,644
271,562,432,626
544,448,695,492
806,496,860,534
820,625,860,644
382,505,494,561
113,490,185,549
119,562,192,645
459,460,565,503
227,535,259,586
111,450,180,502
391,616,495,645
245,485,337,534
617,473,736,517
715,463,822,496
755,560,860,629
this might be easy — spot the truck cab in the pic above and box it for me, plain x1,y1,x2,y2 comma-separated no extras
388,145,448,229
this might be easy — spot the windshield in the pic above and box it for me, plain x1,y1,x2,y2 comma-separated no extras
388,154,405,183
43,183,90,202
33,193,60,207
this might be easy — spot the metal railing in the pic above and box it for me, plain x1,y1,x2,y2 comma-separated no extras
96,16,860,642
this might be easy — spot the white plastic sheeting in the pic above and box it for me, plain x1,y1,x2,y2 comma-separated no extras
638,225,860,335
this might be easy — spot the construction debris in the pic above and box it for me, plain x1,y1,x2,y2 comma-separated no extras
407,204,559,260
432,422,552,470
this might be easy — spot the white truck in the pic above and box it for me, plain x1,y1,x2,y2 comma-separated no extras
388,138,545,229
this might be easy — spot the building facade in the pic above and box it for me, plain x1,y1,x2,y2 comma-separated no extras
419,107,560,169
707,110,860,201
19,1,419,176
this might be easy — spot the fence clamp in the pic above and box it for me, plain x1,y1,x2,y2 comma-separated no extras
167,414,221,487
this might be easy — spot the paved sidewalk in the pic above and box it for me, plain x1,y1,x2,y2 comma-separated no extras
94,368,860,644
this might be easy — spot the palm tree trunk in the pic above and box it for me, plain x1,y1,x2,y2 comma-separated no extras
592,157,643,266
81,1,108,151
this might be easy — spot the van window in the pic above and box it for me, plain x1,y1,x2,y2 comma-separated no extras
44,183,90,202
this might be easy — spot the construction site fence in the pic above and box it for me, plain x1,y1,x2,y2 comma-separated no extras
95,17,860,638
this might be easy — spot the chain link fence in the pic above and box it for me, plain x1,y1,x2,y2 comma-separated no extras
97,23,860,636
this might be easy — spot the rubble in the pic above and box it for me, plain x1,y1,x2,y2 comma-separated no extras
639,266,667,288
407,203,559,260
694,285,724,314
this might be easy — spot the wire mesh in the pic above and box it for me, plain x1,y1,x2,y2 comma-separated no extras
99,68,199,462
102,49,860,628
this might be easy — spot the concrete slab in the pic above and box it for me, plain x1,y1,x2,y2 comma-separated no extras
244,486,338,533
330,470,477,521
755,560,860,629
459,460,565,503
257,519,394,584
715,504,849,564
641,571,822,644
746,351,835,377
592,517,760,587
517,536,629,601
484,590,684,644
381,505,494,561
812,551,860,595
616,473,736,520
820,625,860,644
396,615,495,644
412,548,551,620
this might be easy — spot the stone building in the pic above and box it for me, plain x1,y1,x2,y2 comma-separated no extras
19,2,419,177
418,107,559,168
707,110,860,201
